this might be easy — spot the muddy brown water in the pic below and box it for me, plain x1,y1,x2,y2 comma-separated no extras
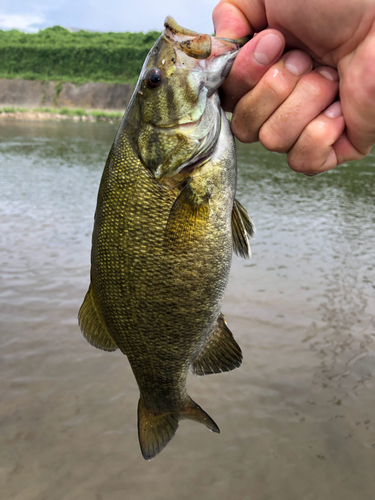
1,120,374,500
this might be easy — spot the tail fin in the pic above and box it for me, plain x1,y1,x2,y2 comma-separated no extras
137,396,219,461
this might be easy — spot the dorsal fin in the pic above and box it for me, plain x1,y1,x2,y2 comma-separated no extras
190,314,242,376
231,198,254,260
78,285,118,352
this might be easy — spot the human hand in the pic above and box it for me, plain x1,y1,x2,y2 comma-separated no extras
213,0,375,174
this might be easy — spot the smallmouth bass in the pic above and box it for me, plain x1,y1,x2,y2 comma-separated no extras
79,16,254,460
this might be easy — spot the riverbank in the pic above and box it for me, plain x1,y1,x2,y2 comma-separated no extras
0,26,158,85
0,79,134,110
0,106,124,123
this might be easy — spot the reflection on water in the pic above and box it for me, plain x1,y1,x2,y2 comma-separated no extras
1,120,374,500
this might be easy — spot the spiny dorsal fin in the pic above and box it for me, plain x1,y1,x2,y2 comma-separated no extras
190,314,242,376
164,181,209,246
78,285,118,352
137,396,219,461
231,198,254,260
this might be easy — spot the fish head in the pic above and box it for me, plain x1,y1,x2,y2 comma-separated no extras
134,17,250,180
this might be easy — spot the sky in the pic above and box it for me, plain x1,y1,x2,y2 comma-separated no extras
0,0,218,33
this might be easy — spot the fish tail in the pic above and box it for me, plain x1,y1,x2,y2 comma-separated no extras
138,399,179,461
180,396,220,434
137,396,219,461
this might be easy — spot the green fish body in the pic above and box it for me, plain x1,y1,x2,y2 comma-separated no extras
79,17,254,460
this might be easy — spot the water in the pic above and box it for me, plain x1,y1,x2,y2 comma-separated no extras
1,120,374,500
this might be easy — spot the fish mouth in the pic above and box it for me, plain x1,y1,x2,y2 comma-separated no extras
164,16,251,57
163,16,251,94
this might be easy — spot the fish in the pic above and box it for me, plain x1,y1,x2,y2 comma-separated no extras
78,16,254,461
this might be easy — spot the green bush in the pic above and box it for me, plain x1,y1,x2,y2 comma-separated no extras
0,26,160,84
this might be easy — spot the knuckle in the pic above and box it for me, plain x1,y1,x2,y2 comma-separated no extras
298,72,338,101
287,152,317,174
299,79,328,101
303,119,328,145
259,121,290,153
231,111,257,143
262,72,292,102
287,122,335,174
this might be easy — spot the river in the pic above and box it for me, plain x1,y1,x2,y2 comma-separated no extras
1,119,374,500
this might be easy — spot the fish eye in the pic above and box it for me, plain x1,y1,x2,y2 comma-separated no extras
144,67,163,89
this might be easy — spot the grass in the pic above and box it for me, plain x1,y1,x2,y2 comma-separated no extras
1,106,28,113
0,26,160,85
0,73,140,85
0,106,124,121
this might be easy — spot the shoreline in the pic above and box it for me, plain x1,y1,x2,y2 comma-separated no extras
0,107,124,123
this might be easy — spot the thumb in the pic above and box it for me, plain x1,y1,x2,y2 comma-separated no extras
340,33,375,156
212,0,266,39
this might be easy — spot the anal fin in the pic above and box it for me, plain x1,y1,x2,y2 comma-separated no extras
78,285,118,352
191,314,242,376
232,198,255,260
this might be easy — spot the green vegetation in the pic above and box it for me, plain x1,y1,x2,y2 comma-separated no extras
0,106,28,113
0,106,123,121
0,26,160,84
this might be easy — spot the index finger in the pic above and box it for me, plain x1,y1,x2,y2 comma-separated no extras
219,30,285,111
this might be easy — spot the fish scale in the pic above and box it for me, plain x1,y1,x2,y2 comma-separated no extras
79,16,254,460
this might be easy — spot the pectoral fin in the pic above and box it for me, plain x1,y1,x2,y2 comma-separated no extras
191,314,242,376
164,181,209,245
231,199,255,260
78,285,118,352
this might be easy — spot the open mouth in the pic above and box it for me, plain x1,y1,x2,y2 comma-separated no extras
164,16,251,59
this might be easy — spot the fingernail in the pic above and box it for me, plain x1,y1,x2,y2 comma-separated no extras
284,50,311,75
253,33,283,65
316,66,339,82
324,101,342,118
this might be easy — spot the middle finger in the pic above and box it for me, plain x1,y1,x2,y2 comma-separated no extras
231,50,313,143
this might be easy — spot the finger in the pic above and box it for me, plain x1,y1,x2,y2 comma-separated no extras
212,0,267,39
331,131,367,165
259,66,339,153
287,102,346,174
231,50,313,143
220,30,285,111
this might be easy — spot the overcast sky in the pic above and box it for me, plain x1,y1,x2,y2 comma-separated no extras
0,0,218,34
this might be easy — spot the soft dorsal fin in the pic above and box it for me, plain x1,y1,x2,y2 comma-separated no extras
78,285,118,352
231,198,254,260
164,181,209,246
190,314,242,376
